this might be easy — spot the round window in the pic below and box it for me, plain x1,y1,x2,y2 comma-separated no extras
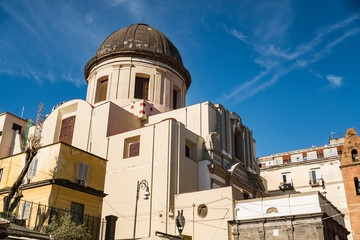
197,204,208,218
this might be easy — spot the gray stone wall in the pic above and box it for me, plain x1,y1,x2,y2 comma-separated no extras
230,214,348,240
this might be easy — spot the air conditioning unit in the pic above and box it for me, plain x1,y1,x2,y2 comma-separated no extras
80,180,86,186
76,179,81,184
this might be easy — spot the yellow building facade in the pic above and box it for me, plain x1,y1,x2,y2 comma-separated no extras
0,143,106,236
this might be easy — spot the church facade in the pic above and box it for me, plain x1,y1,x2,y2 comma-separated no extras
35,23,266,239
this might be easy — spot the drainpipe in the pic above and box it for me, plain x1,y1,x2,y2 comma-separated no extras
149,125,156,237
177,121,181,194
166,120,173,233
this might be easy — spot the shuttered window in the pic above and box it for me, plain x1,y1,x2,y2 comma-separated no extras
20,202,32,219
71,202,84,224
98,79,108,102
28,159,38,178
59,116,76,145
134,76,149,100
76,162,89,186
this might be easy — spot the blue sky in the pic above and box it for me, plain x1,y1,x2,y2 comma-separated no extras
1,0,359,156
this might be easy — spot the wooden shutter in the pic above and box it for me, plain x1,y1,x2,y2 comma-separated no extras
28,159,38,178
20,202,31,219
76,162,89,185
77,162,84,181
134,77,149,100
83,164,89,185
98,79,108,102
59,116,76,145
129,141,140,157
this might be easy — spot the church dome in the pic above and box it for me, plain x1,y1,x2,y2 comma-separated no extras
85,23,191,88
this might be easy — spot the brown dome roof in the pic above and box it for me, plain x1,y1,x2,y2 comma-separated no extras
85,23,191,88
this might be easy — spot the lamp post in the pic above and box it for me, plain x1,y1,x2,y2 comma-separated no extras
133,179,150,240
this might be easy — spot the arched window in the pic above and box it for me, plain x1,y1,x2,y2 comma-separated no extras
354,177,360,195
352,149,359,162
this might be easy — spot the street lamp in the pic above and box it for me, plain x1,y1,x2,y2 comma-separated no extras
176,210,185,237
133,179,150,240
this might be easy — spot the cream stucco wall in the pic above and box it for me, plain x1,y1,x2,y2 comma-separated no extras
260,157,352,239
86,57,187,112
0,112,28,158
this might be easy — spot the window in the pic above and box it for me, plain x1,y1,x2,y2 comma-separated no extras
71,202,84,224
76,162,89,186
28,159,38,178
279,172,292,189
59,116,76,145
0,168,3,184
185,145,190,158
352,149,359,162
197,204,208,218
12,123,22,134
354,177,360,195
98,79,108,102
281,173,291,184
124,136,141,158
129,142,140,157
134,76,149,100
20,202,31,219
173,89,178,109
309,168,322,185
185,139,196,160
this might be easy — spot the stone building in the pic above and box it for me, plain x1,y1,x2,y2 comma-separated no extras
230,192,349,240
258,135,352,239
340,128,360,240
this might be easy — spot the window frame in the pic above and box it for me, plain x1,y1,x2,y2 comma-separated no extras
71,202,84,224
134,75,150,100
76,161,89,186
124,136,141,158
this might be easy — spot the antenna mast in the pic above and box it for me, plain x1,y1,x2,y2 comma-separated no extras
34,103,44,139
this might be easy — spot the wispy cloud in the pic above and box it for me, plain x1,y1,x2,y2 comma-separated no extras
0,0,104,87
220,13,360,103
228,28,248,44
327,75,343,88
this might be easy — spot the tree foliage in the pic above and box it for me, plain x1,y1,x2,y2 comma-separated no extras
42,213,92,240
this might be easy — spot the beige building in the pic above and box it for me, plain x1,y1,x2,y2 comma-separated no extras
258,135,353,239
0,112,29,158
15,23,266,239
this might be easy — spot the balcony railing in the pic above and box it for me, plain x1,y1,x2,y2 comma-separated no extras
279,182,294,190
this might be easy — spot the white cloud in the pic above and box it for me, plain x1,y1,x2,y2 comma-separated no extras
229,29,248,44
326,75,342,87
221,13,360,104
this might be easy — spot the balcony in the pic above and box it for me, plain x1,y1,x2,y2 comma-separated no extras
309,178,324,187
279,182,294,190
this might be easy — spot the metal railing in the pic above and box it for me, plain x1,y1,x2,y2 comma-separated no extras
0,198,106,240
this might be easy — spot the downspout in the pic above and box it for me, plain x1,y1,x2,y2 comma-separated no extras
87,108,94,152
106,137,110,160
166,120,172,233
149,125,156,237
177,121,181,194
